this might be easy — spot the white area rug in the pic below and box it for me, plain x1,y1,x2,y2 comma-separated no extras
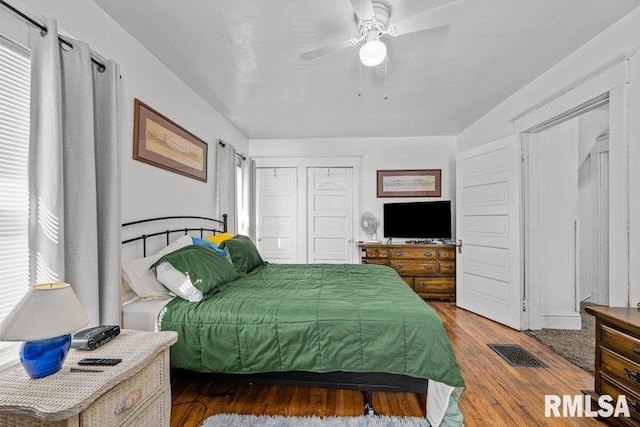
203,414,430,427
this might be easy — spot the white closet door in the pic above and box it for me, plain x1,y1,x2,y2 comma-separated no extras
255,167,298,263
307,167,354,264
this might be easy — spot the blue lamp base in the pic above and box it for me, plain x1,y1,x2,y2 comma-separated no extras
20,334,72,379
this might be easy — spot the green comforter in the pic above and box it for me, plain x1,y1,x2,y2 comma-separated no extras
158,263,465,389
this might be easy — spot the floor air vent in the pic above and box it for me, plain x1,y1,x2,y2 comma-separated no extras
488,344,546,367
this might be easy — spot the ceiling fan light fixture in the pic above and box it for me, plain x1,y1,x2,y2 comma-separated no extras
359,39,386,67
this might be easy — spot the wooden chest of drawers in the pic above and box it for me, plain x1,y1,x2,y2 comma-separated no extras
585,306,640,426
359,243,456,301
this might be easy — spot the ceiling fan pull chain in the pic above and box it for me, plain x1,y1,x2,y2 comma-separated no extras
357,59,363,97
384,56,388,100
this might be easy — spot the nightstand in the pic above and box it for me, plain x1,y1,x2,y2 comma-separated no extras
0,329,177,426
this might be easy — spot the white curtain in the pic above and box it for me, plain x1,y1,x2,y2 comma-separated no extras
28,19,121,326
216,141,237,234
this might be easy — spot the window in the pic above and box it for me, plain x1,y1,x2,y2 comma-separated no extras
0,36,30,370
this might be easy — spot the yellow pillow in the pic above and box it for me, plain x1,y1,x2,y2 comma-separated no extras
205,232,234,245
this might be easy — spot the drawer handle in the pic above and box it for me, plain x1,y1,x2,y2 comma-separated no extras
629,399,639,416
114,388,143,415
624,367,640,384
395,264,403,270
396,252,403,257
424,252,433,257
424,265,434,270
634,347,640,355
445,265,454,270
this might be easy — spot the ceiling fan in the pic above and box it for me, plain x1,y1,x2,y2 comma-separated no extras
300,0,465,75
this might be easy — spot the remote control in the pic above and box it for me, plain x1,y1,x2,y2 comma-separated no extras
78,358,122,366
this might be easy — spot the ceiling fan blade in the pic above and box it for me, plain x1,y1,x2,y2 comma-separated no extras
390,0,465,37
299,37,360,61
374,54,391,80
349,0,375,21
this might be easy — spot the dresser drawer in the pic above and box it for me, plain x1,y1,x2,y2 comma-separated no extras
365,247,388,260
80,353,165,427
400,276,414,288
414,278,455,297
438,261,456,275
600,347,640,393
601,324,640,365
599,374,640,426
390,260,437,275
438,249,456,260
123,387,169,427
390,248,437,260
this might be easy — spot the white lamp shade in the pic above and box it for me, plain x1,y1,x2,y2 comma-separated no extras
359,39,387,67
0,283,89,342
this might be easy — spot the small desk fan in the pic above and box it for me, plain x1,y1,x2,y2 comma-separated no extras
361,212,380,243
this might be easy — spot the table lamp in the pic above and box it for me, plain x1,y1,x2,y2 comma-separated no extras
0,283,89,379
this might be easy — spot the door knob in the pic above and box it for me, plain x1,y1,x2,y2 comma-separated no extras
456,239,462,254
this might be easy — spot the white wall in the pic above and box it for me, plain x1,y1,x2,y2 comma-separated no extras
10,0,248,224
457,8,640,151
250,136,457,241
457,7,640,307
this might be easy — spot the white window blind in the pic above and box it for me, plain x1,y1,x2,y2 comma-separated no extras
0,36,30,370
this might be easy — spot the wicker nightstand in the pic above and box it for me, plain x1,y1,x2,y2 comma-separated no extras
0,329,177,426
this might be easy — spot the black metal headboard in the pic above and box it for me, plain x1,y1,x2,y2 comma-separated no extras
122,215,227,257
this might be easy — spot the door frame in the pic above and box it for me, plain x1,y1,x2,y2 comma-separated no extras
513,54,632,327
253,157,361,263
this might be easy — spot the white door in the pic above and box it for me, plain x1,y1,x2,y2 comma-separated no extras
456,135,523,330
255,167,298,263
307,167,354,264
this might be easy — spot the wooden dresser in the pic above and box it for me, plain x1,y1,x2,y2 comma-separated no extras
358,243,456,301
585,306,640,425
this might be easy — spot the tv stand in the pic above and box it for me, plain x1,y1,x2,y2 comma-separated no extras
358,243,456,301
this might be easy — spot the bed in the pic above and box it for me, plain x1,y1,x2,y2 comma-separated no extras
121,217,465,426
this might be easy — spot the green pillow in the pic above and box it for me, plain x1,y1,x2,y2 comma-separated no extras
220,235,265,274
151,245,241,295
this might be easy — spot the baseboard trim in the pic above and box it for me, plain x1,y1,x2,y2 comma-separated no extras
540,312,582,330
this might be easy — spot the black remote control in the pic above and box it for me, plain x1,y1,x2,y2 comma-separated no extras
78,358,122,366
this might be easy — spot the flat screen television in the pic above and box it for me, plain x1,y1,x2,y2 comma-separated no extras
383,201,452,239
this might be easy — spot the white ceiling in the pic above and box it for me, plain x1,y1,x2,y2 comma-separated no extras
94,0,640,139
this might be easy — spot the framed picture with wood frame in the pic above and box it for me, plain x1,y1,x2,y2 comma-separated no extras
133,98,208,182
377,169,441,197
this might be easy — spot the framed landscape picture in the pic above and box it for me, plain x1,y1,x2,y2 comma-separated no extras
377,169,441,197
133,98,208,182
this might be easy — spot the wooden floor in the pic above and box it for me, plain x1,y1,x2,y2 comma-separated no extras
170,302,603,426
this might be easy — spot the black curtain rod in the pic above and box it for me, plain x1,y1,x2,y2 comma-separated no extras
0,0,106,71
218,140,246,161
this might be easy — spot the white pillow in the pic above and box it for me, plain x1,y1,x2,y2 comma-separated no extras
122,235,193,298
154,261,203,303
